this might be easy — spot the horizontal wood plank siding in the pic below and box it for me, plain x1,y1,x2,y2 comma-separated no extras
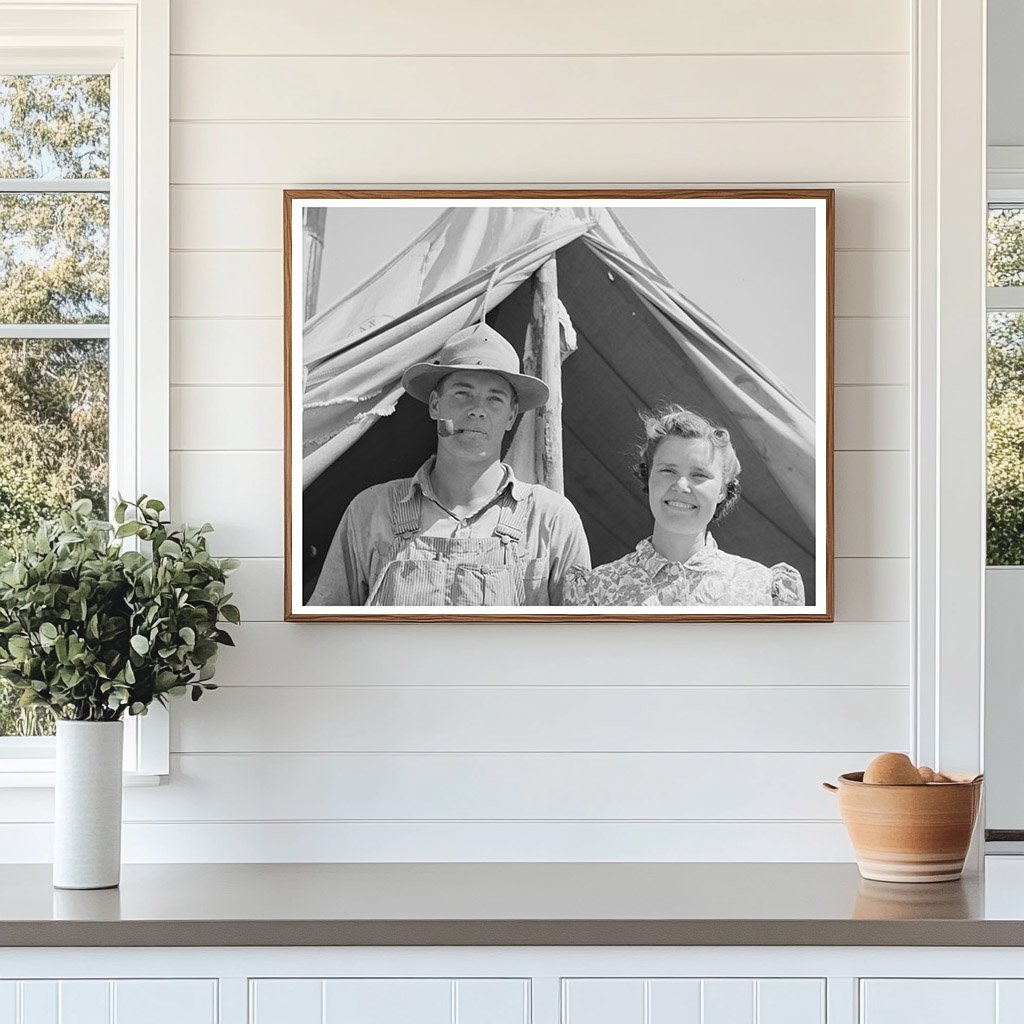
170,121,909,186
209,622,911,687
169,685,909,753
116,752,882,821
170,183,909,251
0,0,916,865
0,821,856,863
171,55,909,122
169,0,909,56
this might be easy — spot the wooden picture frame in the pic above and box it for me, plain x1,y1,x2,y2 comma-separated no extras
285,190,834,622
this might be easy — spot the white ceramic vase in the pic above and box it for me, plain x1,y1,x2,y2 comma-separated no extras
53,719,124,889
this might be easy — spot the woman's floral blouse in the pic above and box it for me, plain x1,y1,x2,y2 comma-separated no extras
564,535,805,608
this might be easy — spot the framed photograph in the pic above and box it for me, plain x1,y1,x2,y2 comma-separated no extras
285,190,833,622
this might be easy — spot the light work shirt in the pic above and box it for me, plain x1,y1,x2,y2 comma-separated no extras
309,459,592,607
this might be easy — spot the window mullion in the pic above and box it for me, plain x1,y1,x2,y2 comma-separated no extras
0,178,110,193
0,325,110,339
987,285,1024,311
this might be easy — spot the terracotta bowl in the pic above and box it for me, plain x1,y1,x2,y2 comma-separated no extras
823,771,983,883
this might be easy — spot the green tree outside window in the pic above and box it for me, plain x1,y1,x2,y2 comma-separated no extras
988,208,1024,566
0,75,110,736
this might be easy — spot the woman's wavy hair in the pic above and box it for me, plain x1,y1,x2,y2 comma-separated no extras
633,404,742,525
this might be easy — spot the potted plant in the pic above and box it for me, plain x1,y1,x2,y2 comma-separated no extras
0,497,239,889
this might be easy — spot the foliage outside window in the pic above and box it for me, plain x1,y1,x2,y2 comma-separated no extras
0,75,110,736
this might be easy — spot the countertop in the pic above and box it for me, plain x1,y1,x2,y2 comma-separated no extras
7,861,1024,947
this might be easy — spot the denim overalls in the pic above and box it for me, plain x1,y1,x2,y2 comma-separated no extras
366,479,536,606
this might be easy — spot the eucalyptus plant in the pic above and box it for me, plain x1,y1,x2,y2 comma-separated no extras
0,497,239,722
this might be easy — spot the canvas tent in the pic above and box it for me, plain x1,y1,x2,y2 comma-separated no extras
301,206,817,603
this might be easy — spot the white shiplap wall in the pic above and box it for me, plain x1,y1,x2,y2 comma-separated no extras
8,0,917,862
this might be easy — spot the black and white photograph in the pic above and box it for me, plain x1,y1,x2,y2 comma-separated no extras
285,191,833,621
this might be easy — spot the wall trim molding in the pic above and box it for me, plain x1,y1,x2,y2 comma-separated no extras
913,0,986,811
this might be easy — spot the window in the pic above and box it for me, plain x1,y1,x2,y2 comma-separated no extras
987,205,1024,565
0,2,169,780
0,73,111,739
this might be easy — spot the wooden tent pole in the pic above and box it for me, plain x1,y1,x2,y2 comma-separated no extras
530,255,564,494
302,207,328,322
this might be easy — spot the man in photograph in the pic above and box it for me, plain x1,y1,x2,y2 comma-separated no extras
308,323,591,607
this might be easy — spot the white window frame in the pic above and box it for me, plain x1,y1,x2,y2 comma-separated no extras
914,0,986,871
982,169,1024,838
0,0,169,784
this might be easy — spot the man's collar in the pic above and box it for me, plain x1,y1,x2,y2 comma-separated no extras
401,457,529,504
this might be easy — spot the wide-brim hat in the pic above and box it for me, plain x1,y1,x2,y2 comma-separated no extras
401,323,549,413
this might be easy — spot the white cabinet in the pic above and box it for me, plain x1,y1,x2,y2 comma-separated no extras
562,978,825,1024
0,980,216,1024
860,979,1024,1024
9,949,1024,1024
250,978,529,1024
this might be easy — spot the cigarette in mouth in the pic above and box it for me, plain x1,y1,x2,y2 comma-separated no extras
437,418,456,437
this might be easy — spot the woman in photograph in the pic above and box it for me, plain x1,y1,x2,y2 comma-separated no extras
565,405,805,608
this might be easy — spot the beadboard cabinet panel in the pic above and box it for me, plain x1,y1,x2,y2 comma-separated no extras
249,979,322,1024
860,980,996,1024
16,984,55,1024
701,979,756,1024
56,981,108,1023
562,978,825,1024
0,981,216,1024
563,979,645,1023
756,980,827,1024
323,980,451,1024
250,978,529,1024
997,980,1024,1021
647,980,702,1022
455,980,530,1024
113,981,218,1024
